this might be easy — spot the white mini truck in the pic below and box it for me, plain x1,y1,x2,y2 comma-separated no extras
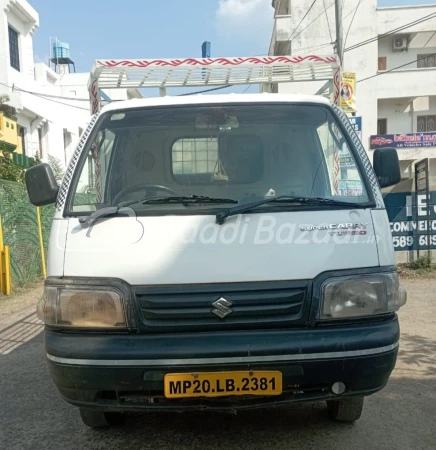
25,90,407,428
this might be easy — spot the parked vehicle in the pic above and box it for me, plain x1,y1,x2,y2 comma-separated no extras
25,93,406,428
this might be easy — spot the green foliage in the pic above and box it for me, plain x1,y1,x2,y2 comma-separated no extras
408,254,434,270
47,154,65,183
0,94,17,119
30,152,65,183
0,151,24,182
33,151,42,166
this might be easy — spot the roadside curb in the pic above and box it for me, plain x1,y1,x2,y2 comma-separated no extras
0,304,37,332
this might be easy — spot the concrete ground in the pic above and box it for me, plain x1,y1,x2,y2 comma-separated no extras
0,278,434,450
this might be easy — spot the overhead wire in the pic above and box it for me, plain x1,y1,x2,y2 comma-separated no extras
13,86,90,101
322,0,334,44
344,0,363,49
290,1,335,48
174,6,436,97
357,52,436,84
286,0,319,45
4,7,436,102
291,0,369,52
0,81,90,110
345,11,436,52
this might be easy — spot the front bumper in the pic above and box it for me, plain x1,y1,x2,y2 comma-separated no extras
45,316,399,412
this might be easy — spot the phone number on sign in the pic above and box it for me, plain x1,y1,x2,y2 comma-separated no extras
393,235,436,248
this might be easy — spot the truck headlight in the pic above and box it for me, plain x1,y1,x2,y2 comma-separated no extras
37,286,126,328
320,272,407,319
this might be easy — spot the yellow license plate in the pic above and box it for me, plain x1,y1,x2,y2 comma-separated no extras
164,371,282,399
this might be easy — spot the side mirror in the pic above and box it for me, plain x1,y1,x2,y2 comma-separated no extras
373,147,401,188
25,163,59,206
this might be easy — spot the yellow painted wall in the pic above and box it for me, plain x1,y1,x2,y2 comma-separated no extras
0,112,19,153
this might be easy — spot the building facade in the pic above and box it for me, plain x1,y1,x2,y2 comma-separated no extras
268,0,436,261
268,0,436,174
0,0,141,169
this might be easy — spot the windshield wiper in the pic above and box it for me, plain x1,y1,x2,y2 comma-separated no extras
216,196,365,225
140,195,238,205
78,196,238,228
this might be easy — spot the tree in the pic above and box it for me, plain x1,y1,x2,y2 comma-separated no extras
0,94,17,118
0,151,24,182
31,152,65,184
47,154,65,183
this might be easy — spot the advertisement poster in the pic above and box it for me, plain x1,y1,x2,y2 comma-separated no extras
339,180,363,196
339,117,361,169
339,144,355,168
340,72,356,113
370,132,436,149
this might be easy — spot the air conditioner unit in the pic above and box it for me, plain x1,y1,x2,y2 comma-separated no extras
393,37,408,52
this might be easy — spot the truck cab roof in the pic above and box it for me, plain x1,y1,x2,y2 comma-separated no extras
98,93,331,115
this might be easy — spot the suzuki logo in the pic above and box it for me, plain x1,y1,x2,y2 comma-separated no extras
211,297,233,319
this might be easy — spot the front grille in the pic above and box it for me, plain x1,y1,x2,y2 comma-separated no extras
134,280,310,333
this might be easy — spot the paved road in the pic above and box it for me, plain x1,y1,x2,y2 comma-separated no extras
1,279,435,450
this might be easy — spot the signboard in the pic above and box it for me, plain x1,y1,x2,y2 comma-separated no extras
370,132,436,150
414,159,430,258
384,191,436,252
340,72,356,113
339,179,363,196
348,116,362,141
339,117,361,169
415,159,429,192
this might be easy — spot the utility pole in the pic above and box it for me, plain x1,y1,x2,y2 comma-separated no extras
335,0,344,66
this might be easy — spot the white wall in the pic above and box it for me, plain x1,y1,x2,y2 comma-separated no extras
5,4,37,87
379,38,436,71
378,98,414,135
378,96,436,135
377,5,436,35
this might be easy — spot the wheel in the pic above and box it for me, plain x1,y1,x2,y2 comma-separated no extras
79,408,122,428
326,396,364,422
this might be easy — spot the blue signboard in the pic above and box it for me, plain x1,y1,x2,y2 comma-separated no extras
370,132,436,150
348,116,362,138
383,191,436,251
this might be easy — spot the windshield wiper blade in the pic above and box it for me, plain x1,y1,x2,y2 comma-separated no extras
140,195,238,205
215,196,364,225
78,204,129,227
78,195,238,227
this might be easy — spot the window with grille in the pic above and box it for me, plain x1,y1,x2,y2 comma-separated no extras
172,138,218,175
417,115,436,132
8,26,20,71
417,54,436,69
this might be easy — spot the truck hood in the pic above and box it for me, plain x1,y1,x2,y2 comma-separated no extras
56,209,382,285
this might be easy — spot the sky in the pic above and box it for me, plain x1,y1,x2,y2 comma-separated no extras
28,0,436,96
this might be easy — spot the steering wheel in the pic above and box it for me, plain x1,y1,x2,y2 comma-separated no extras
112,183,178,205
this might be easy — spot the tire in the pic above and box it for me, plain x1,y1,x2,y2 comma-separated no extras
327,396,364,422
79,408,120,428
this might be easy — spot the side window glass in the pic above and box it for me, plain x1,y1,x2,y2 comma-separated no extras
71,130,116,211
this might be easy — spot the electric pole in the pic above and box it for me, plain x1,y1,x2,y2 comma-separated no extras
335,0,344,65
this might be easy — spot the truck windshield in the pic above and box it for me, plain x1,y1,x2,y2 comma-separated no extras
68,103,370,215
